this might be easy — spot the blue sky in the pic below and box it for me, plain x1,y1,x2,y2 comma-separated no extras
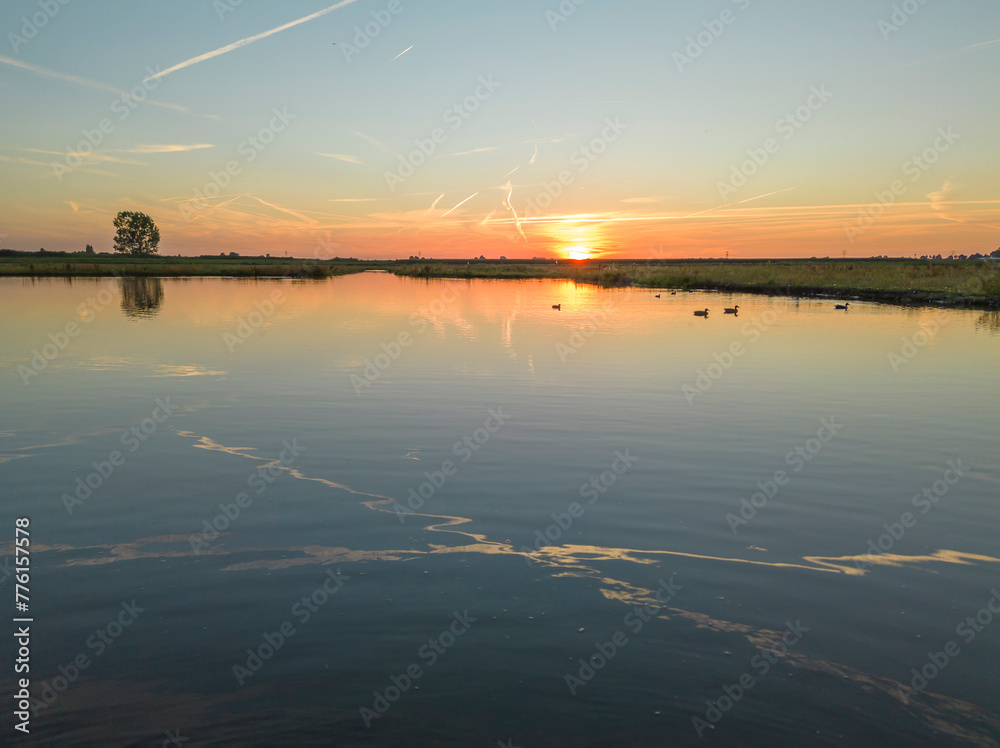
1,0,998,258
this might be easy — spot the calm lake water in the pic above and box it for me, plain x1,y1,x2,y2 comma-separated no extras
1,273,999,747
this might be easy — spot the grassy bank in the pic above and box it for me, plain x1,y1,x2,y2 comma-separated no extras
0,253,371,279
395,259,1000,309
3,254,998,309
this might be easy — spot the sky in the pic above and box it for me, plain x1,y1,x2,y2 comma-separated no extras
1,0,998,260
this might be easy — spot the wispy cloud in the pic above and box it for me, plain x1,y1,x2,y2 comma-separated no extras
0,54,203,116
318,152,363,164
890,37,1000,71
0,153,55,168
145,0,360,82
966,37,1000,51
0,54,119,93
927,179,964,223
353,130,391,153
621,196,668,204
329,198,379,202
520,135,572,145
0,152,118,177
123,144,215,154
452,147,497,156
16,147,146,166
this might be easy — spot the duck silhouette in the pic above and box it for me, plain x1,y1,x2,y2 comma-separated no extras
693,309,709,317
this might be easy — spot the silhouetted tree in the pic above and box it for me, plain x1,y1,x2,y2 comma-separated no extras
113,211,160,256
85,244,94,254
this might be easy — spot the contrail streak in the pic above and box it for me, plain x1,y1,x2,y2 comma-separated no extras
390,46,414,62
441,192,479,218
145,0,360,82
502,182,527,243
0,55,199,115
427,193,446,214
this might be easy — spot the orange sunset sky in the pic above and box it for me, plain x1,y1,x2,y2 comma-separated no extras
1,0,999,260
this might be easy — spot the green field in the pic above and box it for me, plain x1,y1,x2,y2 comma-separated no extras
0,252,371,278
2,253,998,309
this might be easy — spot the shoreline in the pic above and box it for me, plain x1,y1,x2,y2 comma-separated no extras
392,261,1000,311
2,257,998,311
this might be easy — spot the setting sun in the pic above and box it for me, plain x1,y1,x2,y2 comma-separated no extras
564,245,593,261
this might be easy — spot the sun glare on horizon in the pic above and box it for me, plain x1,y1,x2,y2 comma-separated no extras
563,245,593,261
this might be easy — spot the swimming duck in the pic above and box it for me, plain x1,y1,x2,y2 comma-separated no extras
693,309,709,317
